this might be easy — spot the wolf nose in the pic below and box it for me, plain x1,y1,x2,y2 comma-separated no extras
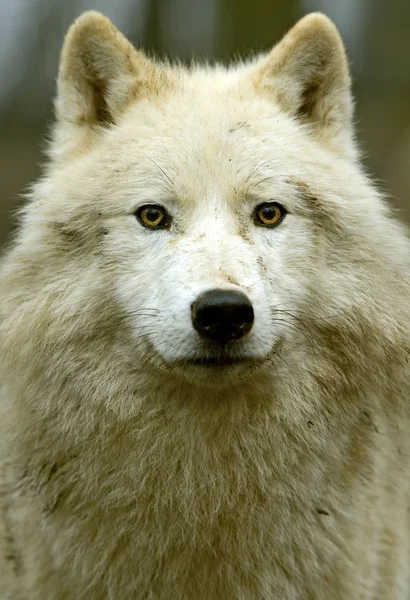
191,289,254,344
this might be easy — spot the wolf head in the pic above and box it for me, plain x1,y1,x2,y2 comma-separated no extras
4,12,409,394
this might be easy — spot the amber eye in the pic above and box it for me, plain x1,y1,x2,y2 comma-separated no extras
254,202,286,227
136,205,170,229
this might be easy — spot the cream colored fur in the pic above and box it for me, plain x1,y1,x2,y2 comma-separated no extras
1,11,410,599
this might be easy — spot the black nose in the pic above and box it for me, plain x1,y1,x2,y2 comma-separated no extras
191,289,254,344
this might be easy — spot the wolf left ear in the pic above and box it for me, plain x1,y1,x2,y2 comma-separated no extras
252,13,354,154
53,12,165,157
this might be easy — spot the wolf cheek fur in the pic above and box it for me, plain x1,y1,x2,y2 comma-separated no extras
1,10,410,600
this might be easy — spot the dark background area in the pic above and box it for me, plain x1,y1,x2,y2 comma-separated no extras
1,0,409,248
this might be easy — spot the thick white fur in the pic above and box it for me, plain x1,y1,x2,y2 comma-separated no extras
1,11,410,600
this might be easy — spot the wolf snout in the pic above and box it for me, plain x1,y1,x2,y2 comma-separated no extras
191,289,254,344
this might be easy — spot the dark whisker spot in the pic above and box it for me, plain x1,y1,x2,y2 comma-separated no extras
316,508,330,516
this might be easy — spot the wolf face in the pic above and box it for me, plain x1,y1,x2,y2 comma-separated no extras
8,11,407,393
104,103,328,382
14,10,384,389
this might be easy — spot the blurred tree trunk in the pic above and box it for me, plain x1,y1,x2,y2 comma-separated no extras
217,0,298,59
356,0,410,220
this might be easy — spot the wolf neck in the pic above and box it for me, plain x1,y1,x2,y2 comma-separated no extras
16,353,368,528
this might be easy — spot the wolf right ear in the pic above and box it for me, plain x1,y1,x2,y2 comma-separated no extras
252,13,355,155
53,12,165,156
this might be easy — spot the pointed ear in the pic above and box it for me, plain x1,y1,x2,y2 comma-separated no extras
251,13,355,155
53,12,167,156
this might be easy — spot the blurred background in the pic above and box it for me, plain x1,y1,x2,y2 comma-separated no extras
1,0,409,248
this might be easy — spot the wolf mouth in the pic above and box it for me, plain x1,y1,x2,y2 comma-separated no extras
183,355,256,368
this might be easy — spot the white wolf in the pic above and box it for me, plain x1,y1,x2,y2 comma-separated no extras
1,10,410,600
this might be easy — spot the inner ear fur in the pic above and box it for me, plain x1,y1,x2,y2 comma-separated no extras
252,13,354,152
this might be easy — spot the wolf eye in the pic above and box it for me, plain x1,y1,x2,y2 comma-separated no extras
254,202,286,227
136,205,170,229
